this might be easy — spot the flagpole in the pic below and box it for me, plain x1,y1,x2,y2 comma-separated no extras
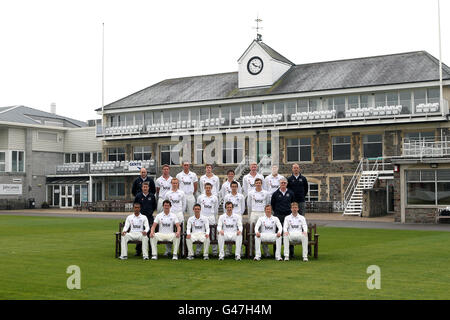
102,22,105,125
438,0,443,111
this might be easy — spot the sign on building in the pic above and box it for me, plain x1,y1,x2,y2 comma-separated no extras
128,161,142,171
0,184,23,195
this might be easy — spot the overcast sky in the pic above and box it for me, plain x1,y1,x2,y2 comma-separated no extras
0,0,449,122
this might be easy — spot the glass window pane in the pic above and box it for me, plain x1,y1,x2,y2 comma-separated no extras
163,110,170,123
297,99,308,113
144,111,153,125
309,99,318,112
265,102,275,115
300,146,311,161
437,170,450,181
333,145,351,160
221,106,231,125
287,147,299,162
135,113,143,125
348,95,359,109
364,143,383,158
375,93,386,107
252,103,263,116
153,111,161,124
211,106,220,119
286,101,296,120
399,91,411,114
180,109,189,121
65,153,70,163
275,102,285,121
414,89,426,107
437,182,450,205
242,104,251,117
231,106,240,124
190,108,199,122
427,88,440,104
386,92,398,106
201,107,210,120
360,95,369,108
407,182,435,205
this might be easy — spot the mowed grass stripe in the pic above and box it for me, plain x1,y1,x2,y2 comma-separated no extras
0,215,449,300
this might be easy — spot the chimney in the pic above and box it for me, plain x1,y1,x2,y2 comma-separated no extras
50,102,56,114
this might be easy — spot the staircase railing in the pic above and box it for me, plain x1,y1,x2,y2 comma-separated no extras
343,158,364,209
257,155,272,175
234,156,250,182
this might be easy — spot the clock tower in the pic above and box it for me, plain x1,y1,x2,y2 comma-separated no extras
237,35,294,89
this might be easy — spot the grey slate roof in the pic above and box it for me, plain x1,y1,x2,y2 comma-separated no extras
258,41,295,66
0,105,87,127
101,50,450,111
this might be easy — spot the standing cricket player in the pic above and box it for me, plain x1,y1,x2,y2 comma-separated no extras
199,164,220,196
196,182,219,256
264,165,284,197
283,202,309,262
242,162,264,197
254,205,283,261
176,161,198,217
186,204,210,260
217,201,243,261
223,181,245,216
219,169,242,201
155,164,172,212
149,200,181,260
247,178,271,226
119,202,150,260
164,178,186,255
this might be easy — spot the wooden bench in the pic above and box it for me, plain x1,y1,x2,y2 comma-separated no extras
247,223,319,259
436,208,450,224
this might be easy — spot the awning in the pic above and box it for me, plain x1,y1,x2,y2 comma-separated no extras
46,177,90,185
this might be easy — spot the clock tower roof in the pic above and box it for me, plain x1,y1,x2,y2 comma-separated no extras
237,40,294,66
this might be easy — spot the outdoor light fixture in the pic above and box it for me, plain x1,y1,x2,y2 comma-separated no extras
430,163,438,168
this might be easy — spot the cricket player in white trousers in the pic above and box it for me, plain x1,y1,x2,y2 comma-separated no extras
149,200,181,260
186,204,210,260
164,178,186,255
254,204,283,261
120,202,150,260
176,161,198,217
217,201,243,261
155,164,172,212
196,182,219,256
283,202,309,261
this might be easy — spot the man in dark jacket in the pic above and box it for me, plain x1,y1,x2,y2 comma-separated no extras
132,167,156,197
287,163,308,216
134,182,157,256
271,177,295,257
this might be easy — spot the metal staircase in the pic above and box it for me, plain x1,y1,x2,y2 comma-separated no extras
343,158,393,216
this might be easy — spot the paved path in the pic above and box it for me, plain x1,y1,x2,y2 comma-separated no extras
1,209,450,232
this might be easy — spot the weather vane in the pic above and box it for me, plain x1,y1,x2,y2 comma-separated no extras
253,15,263,41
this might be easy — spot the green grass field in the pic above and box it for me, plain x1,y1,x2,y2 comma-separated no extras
0,215,449,300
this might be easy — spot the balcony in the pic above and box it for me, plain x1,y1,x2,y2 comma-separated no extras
96,100,449,139
51,160,157,176
402,139,450,159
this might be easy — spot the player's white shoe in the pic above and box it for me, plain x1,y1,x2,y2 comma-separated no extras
151,256,157,260
303,257,308,262
186,256,194,260
119,256,127,260
203,256,209,260
284,256,289,261
218,256,224,261
235,255,241,261
276,257,283,261
143,257,149,260
254,256,261,261
172,255,178,260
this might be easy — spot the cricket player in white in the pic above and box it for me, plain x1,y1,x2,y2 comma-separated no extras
176,161,198,217
155,164,172,212
283,202,309,261
119,202,150,260
199,164,220,196
149,200,181,260
242,162,264,197
164,178,186,255
247,178,271,225
264,165,284,197
196,183,219,255
186,204,210,260
254,205,283,261
217,201,243,261
164,178,186,225
219,169,242,201
223,181,245,216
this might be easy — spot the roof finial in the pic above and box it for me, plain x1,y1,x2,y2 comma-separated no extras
253,15,263,41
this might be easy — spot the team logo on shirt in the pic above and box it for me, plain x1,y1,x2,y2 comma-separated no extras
162,223,171,228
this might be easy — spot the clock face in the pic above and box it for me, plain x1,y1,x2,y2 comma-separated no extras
247,56,263,75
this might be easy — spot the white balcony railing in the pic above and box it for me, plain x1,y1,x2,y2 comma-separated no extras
97,100,449,137
403,138,450,158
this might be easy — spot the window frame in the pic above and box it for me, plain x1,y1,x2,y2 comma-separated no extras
332,136,352,161
286,137,312,163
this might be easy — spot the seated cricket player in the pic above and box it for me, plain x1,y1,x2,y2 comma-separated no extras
283,202,309,262
217,201,243,261
254,204,283,261
186,204,210,260
119,202,150,260
149,200,181,260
